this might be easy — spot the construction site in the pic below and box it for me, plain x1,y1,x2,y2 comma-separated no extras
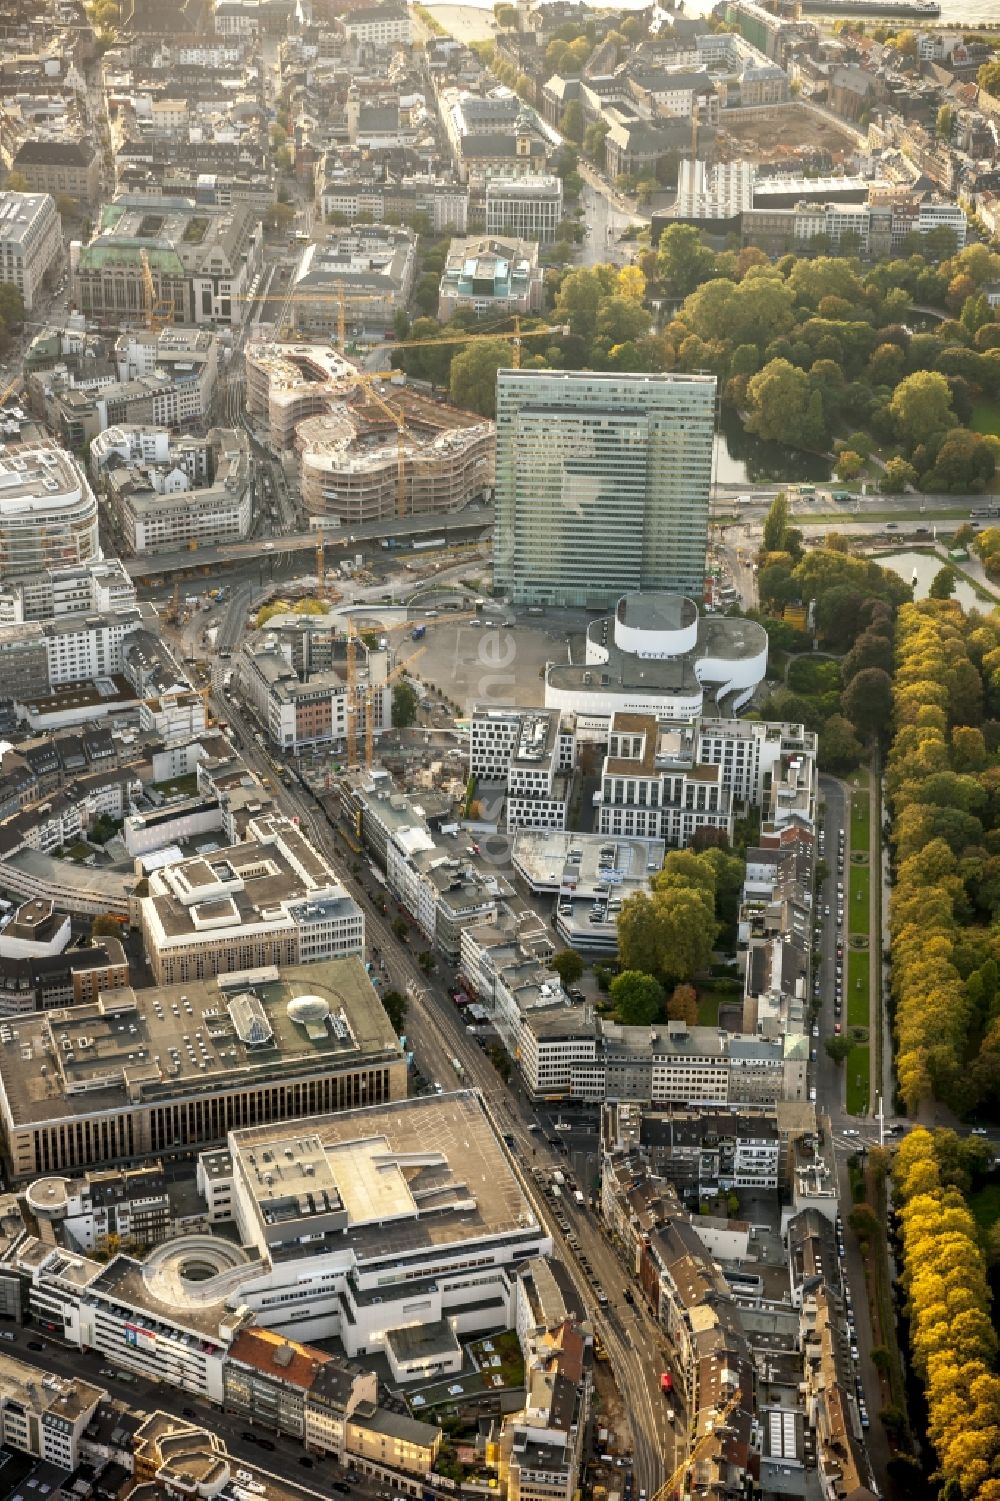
714,103,860,165
244,340,495,526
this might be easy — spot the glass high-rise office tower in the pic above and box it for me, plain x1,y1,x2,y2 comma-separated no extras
493,369,717,607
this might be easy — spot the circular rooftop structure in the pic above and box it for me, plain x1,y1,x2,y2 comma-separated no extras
142,1235,253,1309
287,994,331,1026
25,1175,71,1218
614,591,699,659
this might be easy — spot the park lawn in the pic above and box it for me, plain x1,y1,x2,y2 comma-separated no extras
848,863,870,936
846,1044,870,1116
972,402,1000,438
970,1184,1000,1234
850,789,870,855
847,949,869,1028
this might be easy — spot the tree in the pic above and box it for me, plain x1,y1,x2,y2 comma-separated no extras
842,667,894,740
381,989,407,1035
617,883,718,984
583,120,609,164
890,370,955,448
494,3,517,25
609,969,664,1026
978,60,1000,95
550,949,584,986
929,565,957,600
559,100,584,143
848,1202,879,1239
91,914,124,939
392,680,419,728
3,171,28,193
936,103,955,139
449,338,508,416
825,1033,853,1063
0,283,24,328
880,456,917,493
819,714,864,772
667,983,698,1025
762,492,791,554
745,359,812,445
617,264,646,304
835,449,864,482
657,223,716,298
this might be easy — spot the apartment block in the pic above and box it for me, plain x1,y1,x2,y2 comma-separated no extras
93,425,252,553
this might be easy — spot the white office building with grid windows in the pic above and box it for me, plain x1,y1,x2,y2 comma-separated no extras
493,369,716,608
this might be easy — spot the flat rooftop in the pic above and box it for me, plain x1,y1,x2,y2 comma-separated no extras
0,959,401,1127
146,817,358,940
233,1091,540,1265
548,613,767,697
0,1349,103,1422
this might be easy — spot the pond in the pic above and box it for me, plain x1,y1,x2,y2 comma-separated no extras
714,408,832,487
878,550,984,612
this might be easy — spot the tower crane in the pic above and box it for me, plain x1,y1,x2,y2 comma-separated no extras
140,248,175,332
646,1389,743,1501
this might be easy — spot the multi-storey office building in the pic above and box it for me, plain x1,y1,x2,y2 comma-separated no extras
140,815,364,984
0,957,404,1180
0,191,63,310
494,370,716,607
486,177,563,243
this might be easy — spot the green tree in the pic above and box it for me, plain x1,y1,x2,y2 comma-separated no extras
583,120,609,163
559,99,584,143
392,680,419,728
494,3,517,25
449,338,508,416
842,666,894,739
880,456,917,493
849,1202,880,1240
609,969,664,1025
825,1033,853,1063
657,223,716,298
382,989,407,1034
0,282,24,327
618,884,718,984
550,949,584,986
762,492,791,554
835,449,864,482
3,170,29,193
745,359,812,445
929,565,957,600
936,103,955,139
819,714,864,772
889,370,955,447
978,59,1000,94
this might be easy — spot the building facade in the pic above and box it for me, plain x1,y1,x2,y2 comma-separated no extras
494,370,716,607
0,192,63,311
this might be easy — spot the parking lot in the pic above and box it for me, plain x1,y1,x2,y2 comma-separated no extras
396,611,593,713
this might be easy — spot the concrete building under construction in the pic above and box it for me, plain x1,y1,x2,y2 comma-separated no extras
298,387,494,525
244,340,494,524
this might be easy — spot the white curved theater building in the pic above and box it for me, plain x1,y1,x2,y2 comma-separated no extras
544,591,768,737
